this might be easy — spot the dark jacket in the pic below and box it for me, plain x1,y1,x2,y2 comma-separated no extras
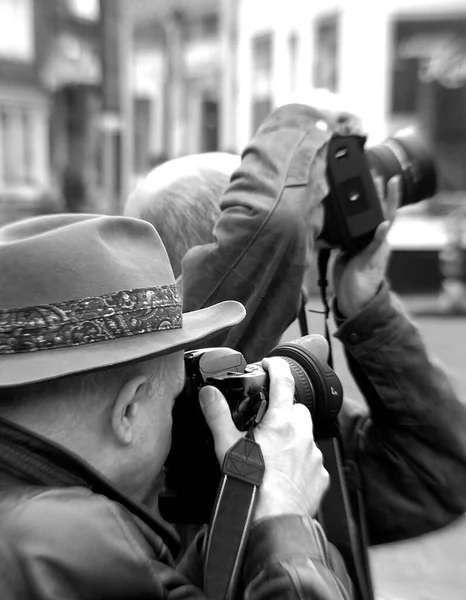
181,104,466,544
0,418,352,599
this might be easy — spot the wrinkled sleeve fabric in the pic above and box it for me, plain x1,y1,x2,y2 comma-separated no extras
3,490,352,599
1,489,202,600
177,516,353,600
334,282,466,544
181,104,331,362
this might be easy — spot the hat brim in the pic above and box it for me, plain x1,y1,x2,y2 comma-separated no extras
0,301,246,387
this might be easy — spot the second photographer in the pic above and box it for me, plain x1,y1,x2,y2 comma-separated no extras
127,102,466,546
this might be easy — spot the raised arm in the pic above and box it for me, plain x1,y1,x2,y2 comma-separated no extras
181,104,331,362
332,200,466,544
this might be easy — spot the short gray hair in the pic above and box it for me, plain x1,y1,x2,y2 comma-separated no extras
125,153,240,277
0,355,171,417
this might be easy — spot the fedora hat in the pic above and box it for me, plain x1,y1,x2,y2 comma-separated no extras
0,214,245,387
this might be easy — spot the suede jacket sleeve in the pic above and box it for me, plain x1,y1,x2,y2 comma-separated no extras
182,104,331,363
177,516,353,600
334,282,466,544
1,488,352,599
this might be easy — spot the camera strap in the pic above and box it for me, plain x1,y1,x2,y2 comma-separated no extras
203,428,265,600
317,435,375,600
317,249,334,368
297,249,375,600
299,250,334,367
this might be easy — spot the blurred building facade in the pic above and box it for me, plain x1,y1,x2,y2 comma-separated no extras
236,0,466,296
233,0,466,200
0,0,52,223
0,0,224,224
0,0,104,223
1,0,465,231
145,0,466,295
135,0,466,201
131,0,222,175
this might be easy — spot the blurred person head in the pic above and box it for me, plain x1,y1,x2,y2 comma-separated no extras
0,213,244,502
125,152,241,278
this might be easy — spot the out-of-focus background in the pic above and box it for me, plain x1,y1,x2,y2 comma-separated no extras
0,0,465,597
1,0,466,297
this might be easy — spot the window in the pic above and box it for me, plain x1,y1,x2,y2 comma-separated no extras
134,97,151,174
186,13,218,42
390,18,466,191
391,19,466,114
201,13,218,37
0,0,33,61
252,34,273,81
288,32,299,92
313,14,339,92
251,33,273,134
0,104,48,187
252,99,272,135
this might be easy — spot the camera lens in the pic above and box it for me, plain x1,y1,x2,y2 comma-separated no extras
267,336,343,437
366,130,437,207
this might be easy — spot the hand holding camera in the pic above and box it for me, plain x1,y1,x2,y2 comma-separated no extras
199,357,329,522
332,175,401,317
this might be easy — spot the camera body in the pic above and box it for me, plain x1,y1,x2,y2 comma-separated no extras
319,131,437,251
184,347,264,432
160,336,343,524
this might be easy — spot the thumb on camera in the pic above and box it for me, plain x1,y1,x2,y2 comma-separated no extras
199,385,241,462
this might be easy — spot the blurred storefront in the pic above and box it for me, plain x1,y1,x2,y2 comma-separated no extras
0,0,107,224
129,0,222,174
127,0,466,294
232,0,466,294
234,0,466,154
2,0,464,239
0,0,53,224
390,14,466,199
42,1,102,214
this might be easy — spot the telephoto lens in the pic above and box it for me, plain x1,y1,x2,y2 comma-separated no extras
366,130,437,207
267,335,343,436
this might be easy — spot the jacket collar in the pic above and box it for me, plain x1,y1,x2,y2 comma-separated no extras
0,416,180,558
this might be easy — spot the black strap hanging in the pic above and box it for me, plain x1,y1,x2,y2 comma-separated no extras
298,288,310,336
317,248,334,369
298,251,375,600
203,428,266,600
317,436,375,600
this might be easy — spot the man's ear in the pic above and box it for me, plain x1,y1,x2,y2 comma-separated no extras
111,375,148,445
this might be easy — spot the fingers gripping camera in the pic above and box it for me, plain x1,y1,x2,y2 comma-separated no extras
184,335,343,438
161,335,343,524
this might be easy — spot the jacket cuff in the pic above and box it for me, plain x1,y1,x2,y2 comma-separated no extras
242,515,326,583
333,281,408,357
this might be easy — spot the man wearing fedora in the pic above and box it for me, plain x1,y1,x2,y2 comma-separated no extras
126,102,466,546
0,214,352,598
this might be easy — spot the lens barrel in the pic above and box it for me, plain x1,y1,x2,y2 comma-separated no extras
366,132,437,207
267,338,343,436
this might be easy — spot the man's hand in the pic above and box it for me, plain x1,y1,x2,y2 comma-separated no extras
332,175,401,318
199,357,329,521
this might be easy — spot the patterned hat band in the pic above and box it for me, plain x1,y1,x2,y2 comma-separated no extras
0,284,182,355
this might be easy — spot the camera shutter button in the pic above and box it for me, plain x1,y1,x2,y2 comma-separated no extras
348,332,359,344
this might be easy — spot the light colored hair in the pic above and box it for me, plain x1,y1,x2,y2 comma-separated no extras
125,153,241,278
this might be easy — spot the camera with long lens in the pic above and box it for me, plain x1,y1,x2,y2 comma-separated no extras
159,335,343,525
319,129,438,251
